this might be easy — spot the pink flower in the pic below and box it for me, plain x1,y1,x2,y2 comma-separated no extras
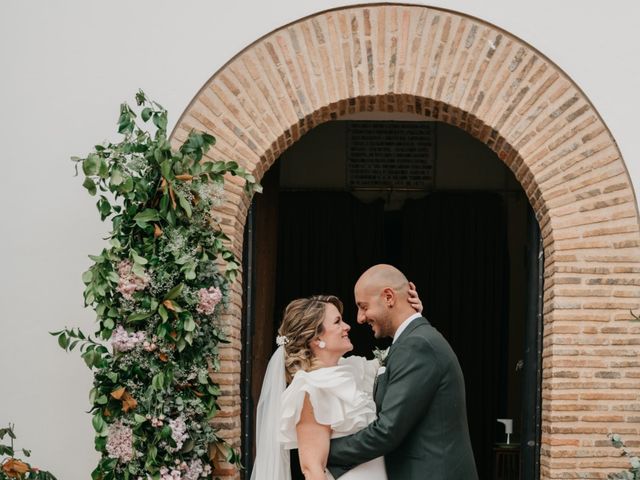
167,416,189,452
159,466,182,480
106,420,133,463
110,325,146,352
143,336,158,352
196,287,222,315
182,459,206,480
116,260,150,300
150,417,163,427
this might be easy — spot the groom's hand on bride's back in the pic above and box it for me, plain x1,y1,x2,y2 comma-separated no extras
407,281,423,314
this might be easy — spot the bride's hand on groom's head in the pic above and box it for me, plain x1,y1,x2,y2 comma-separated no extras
408,281,423,313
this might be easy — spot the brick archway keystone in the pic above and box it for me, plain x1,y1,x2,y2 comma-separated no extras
171,4,640,478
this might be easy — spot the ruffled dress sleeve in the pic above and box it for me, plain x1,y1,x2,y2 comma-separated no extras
339,355,380,395
279,361,378,450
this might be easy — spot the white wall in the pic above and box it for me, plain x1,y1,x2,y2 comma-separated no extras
0,1,638,478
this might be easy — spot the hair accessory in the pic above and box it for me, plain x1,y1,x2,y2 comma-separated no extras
318,340,326,349
276,335,289,346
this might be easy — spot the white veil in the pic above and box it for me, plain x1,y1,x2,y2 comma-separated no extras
250,345,291,480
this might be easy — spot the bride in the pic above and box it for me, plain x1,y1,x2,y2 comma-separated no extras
251,290,421,480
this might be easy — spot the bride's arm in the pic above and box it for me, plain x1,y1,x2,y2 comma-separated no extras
296,393,332,480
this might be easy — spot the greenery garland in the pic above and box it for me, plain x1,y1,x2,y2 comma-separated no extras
1,425,57,479
52,91,259,480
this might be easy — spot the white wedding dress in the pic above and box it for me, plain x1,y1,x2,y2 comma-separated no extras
280,356,388,480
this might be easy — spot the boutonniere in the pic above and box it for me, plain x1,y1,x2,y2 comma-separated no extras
373,347,390,368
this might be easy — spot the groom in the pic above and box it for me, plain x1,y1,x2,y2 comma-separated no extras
327,264,478,479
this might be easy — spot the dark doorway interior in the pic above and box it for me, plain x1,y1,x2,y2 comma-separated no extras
242,118,542,480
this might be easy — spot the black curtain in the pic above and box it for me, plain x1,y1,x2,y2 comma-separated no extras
400,192,509,478
274,191,386,356
272,191,509,479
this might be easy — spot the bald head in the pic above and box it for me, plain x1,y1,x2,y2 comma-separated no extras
356,264,409,294
354,264,414,338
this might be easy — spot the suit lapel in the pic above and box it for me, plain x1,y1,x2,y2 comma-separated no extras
373,317,429,409
385,316,429,363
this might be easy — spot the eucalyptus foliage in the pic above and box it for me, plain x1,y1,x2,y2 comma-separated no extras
52,91,258,480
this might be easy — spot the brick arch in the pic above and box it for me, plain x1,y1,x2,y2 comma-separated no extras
172,4,640,479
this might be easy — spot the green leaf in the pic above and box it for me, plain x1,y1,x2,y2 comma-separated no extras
0,445,14,456
92,414,105,432
153,147,165,164
174,255,191,265
107,271,120,283
182,262,196,280
121,176,134,193
118,104,135,134
57,333,69,350
110,168,124,186
158,305,168,322
83,154,100,176
82,350,96,368
141,107,153,122
177,192,192,218
84,290,95,305
152,112,168,131
183,317,196,332
164,283,184,301
88,253,106,263
127,311,153,323
130,249,148,265
210,161,227,174
83,177,97,196
98,158,109,179
97,196,111,220
82,270,93,284
152,372,165,391
134,414,147,425
131,263,146,277
135,90,147,105
103,318,115,330
160,160,172,179
133,209,160,227
160,425,171,439
147,445,157,463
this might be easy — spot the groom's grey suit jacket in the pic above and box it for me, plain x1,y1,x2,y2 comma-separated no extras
327,317,478,480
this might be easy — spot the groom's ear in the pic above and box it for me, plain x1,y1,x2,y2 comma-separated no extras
382,287,396,307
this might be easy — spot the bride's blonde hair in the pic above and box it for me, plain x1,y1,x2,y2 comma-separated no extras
278,295,343,383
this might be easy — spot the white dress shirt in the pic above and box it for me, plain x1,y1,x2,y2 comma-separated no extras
392,312,423,344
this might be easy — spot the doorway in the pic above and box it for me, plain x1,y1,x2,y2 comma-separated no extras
242,115,543,479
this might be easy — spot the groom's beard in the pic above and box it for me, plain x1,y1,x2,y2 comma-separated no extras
372,312,394,339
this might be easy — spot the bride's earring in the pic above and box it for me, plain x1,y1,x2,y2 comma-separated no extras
318,340,326,349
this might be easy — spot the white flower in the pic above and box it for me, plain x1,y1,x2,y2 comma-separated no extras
373,347,389,367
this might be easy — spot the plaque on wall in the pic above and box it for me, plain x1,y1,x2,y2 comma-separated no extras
347,121,435,190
